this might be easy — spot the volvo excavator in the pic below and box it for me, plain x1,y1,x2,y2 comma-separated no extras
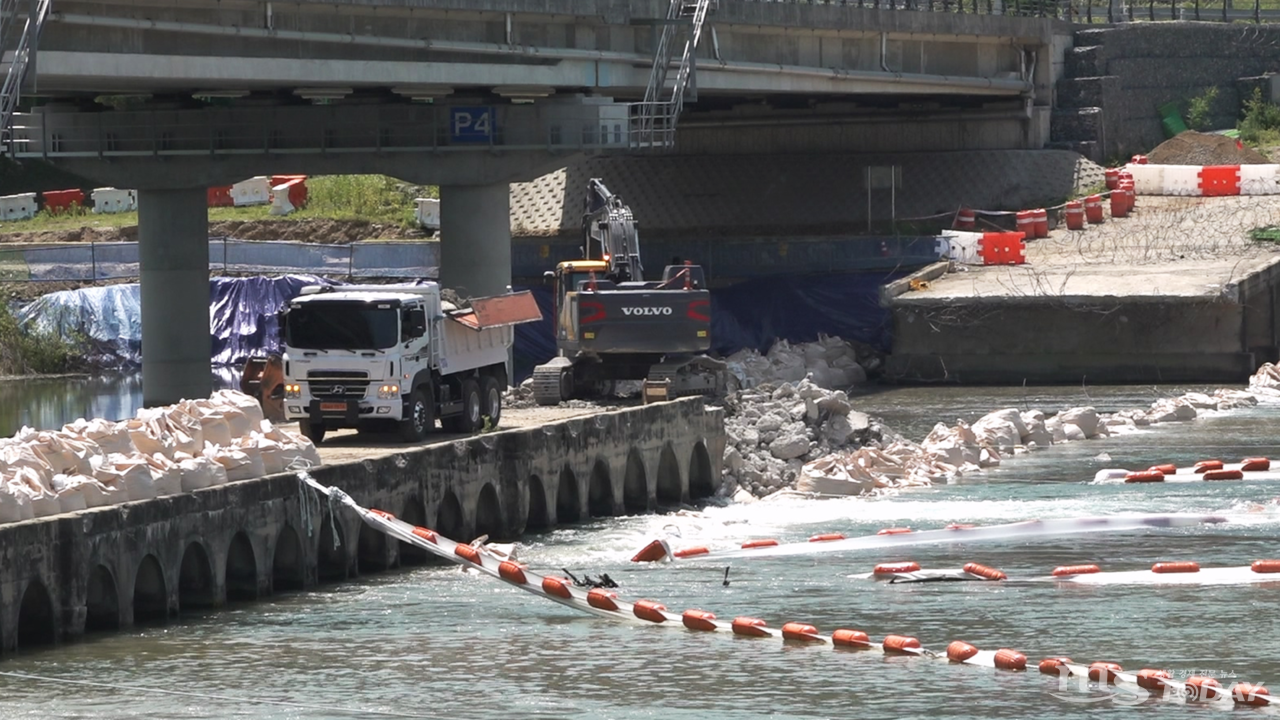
531,179,727,405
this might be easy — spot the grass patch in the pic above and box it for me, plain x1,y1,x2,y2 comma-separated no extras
0,302,86,375
0,175,431,233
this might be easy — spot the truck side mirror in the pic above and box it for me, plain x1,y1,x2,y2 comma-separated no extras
543,270,555,285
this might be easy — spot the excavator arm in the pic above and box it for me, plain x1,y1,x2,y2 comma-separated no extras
582,178,644,283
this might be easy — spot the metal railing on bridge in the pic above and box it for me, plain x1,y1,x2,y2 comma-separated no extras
743,0,1280,22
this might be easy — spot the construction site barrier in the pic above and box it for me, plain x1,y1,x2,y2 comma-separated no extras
1126,163,1280,196
42,188,85,213
0,193,37,221
91,188,137,214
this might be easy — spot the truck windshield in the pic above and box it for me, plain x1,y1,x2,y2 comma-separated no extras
286,302,399,350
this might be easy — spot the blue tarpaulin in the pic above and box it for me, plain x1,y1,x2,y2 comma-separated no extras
20,271,899,376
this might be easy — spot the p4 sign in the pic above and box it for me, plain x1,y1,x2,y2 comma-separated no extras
450,107,495,144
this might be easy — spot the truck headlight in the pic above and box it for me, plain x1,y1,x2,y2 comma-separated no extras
377,384,400,399
284,384,301,399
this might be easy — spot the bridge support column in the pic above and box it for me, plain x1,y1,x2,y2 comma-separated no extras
138,188,211,407
439,183,512,298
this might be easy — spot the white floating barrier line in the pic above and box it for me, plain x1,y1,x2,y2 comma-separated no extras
1093,457,1279,484
859,564,1280,586
632,514,1229,563
299,474,1272,706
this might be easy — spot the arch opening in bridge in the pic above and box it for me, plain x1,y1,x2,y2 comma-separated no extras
358,519,390,573
436,490,465,542
556,466,581,524
475,483,504,541
225,532,258,602
85,565,120,633
398,497,428,565
657,443,683,506
526,474,550,531
588,458,615,517
179,541,217,611
623,448,649,514
272,525,305,592
17,578,56,648
317,512,348,584
689,441,715,500
133,554,169,624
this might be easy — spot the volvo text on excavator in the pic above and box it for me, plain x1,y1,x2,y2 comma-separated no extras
531,179,727,405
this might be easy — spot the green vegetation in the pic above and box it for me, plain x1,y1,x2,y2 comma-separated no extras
1239,87,1280,147
0,302,85,376
1186,86,1219,132
0,175,432,233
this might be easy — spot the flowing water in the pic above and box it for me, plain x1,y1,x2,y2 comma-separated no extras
2,381,1280,719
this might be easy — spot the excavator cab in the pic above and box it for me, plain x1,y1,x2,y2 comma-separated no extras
550,260,610,342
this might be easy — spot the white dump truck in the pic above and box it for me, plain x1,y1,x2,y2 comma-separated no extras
278,283,542,443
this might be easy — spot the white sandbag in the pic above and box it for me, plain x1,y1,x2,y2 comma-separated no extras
1,442,55,488
212,389,266,427
50,473,91,513
143,454,184,497
36,433,103,475
12,468,62,517
91,454,157,502
64,418,135,455
126,417,177,458
207,446,265,482
194,404,234,448
245,435,286,475
261,423,322,470
2,479,37,522
178,455,228,491
163,404,205,451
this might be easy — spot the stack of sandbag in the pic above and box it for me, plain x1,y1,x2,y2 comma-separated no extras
724,335,872,391
0,389,321,525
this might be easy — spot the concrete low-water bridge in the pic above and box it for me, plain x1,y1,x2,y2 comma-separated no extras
1,0,1057,405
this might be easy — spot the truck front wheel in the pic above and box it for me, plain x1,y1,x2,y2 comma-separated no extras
299,419,326,445
399,388,434,443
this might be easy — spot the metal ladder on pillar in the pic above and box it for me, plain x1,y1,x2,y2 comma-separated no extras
633,0,715,150
0,0,52,151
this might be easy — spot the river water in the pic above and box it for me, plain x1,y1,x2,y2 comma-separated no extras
2,381,1279,719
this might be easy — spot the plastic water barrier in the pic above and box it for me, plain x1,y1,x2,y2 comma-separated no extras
297,472,1273,708
856,561,1280,586
1125,163,1280,196
628,514,1229,563
1093,456,1280,485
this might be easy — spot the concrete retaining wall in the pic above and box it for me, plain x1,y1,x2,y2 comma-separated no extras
0,398,724,655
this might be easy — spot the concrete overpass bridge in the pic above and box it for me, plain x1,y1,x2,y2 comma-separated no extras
1,0,1062,404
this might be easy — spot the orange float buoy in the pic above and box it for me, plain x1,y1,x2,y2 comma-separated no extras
1124,470,1165,483
411,526,438,544
808,533,846,543
963,562,1008,580
1089,661,1123,683
454,544,483,564
1251,559,1280,573
878,527,912,535
741,539,779,549
873,562,922,575
1240,457,1270,472
673,546,710,559
681,609,718,632
1135,669,1172,691
1148,464,1178,474
1185,676,1222,701
1232,682,1270,706
1039,657,1072,675
1152,561,1200,574
1194,460,1224,473
781,622,824,642
587,588,620,612
631,539,669,563
542,576,574,599
947,641,980,662
1052,564,1101,577
731,616,770,637
882,635,922,653
994,649,1027,671
632,600,668,623
831,629,870,647
1203,469,1244,481
368,508,396,520
498,560,527,584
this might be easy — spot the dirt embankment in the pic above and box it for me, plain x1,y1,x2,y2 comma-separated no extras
0,218,424,245
1146,131,1271,165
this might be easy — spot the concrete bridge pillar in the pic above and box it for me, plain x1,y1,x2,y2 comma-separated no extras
138,188,212,406
439,183,512,299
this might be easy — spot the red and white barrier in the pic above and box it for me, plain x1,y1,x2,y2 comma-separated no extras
1093,456,1280,484
1126,163,1280,196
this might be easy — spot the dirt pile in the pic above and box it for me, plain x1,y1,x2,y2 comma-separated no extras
0,218,421,245
1147,131,1270,165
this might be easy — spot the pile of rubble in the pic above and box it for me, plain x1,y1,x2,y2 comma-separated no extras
724,335,880,389
721,347,1272,501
